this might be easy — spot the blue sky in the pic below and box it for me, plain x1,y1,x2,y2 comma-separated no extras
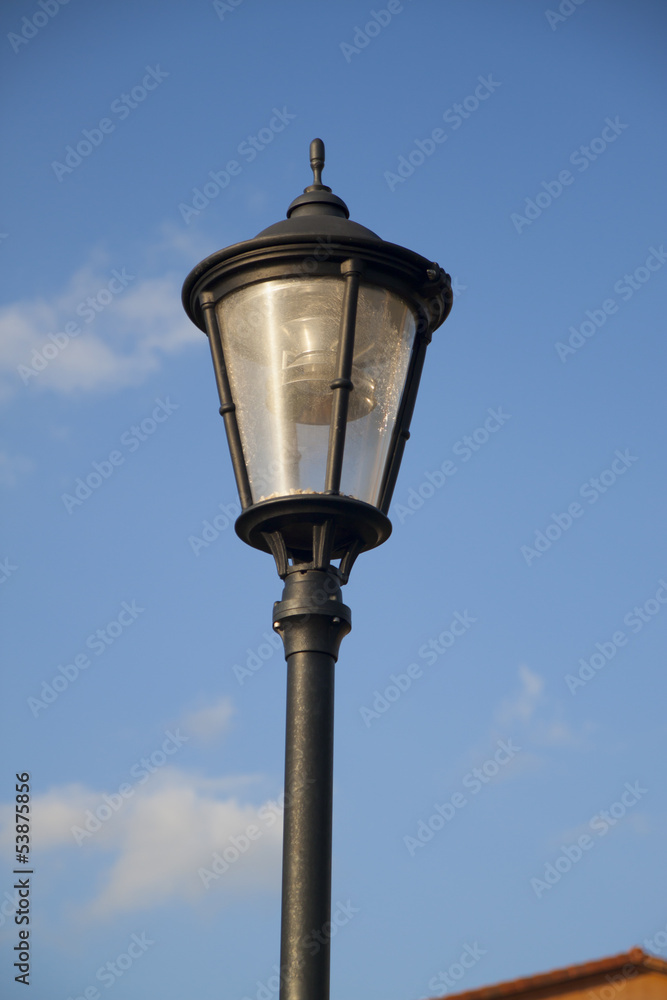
1,1,666,998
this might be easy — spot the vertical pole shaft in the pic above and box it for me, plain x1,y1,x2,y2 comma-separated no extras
273,569,351,1000
279,649,335,1000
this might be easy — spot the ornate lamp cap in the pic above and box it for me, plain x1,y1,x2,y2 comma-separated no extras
256,138,380,240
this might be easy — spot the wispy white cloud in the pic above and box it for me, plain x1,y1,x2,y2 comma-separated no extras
86,771,282,917
0,768,283,919
449,665,588,790
0,235,203,401
182,696,235,744
495,664,545,728
494,664,588,750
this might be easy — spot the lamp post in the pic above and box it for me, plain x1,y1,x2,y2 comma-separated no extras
182,138,452,1000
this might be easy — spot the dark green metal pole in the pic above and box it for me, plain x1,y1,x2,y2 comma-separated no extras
272,567,351,1000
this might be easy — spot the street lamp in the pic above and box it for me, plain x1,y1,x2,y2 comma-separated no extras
182,138,452,1000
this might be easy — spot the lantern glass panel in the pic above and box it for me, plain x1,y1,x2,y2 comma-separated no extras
216,276,416,506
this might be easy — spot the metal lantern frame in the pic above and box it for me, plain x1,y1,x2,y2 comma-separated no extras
181,140,453,1000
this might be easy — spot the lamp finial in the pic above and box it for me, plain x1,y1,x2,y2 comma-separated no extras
309,138,325,188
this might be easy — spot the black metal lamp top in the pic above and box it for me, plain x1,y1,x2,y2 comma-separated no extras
256,138,380,242
182,138,450,328
278,138,351,223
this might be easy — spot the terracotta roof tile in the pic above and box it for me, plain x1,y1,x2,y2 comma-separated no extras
427,948,667,1000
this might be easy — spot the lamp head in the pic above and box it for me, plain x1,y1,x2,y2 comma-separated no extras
182,139,452,580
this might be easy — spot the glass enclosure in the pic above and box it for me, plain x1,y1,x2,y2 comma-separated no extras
217,276,416,507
